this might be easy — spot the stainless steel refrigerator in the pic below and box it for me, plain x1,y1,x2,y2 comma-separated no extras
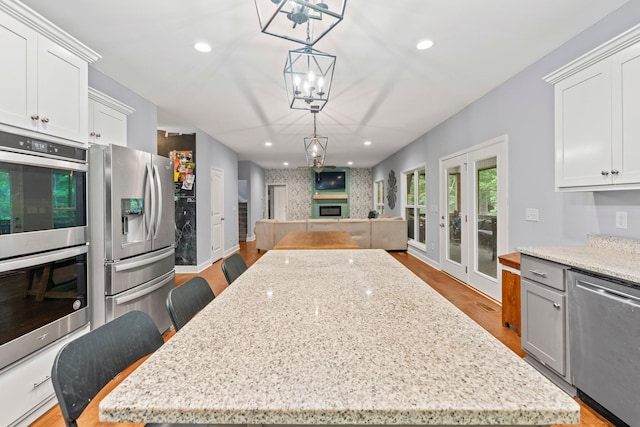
88,144,175,332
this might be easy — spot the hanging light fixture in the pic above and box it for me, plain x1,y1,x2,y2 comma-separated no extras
254,0,347,46
284,46,335,112
305,112,328,172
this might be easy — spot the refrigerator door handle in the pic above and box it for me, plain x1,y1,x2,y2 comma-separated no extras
113,271,174,305
145,162,156,241
113,248,175,272
153,163,163,239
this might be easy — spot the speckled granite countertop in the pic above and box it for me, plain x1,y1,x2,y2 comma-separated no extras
100,249,579,426
519,234,640,283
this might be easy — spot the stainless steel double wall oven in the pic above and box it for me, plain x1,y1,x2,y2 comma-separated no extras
0,130,88,370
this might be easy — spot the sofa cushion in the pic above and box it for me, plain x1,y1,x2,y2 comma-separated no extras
371,218,408,250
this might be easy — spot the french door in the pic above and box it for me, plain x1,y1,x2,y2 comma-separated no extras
439,137,507,301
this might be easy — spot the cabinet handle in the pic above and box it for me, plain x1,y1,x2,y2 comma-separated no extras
40,117,50,123
90,132,96,137
30,114,39,121
611,170,619,175
96,133,101,138
529,269,547,278
601,170,610,176
553,303,561,310
33,375,51,389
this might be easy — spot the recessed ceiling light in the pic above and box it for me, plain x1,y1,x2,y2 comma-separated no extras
194,42,212,53
364,141,372,146
416,39,434,50
348,161,353,165
264,141,272,147
283,162,289,166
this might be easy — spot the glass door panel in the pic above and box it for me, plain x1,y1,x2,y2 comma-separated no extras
447,165,462,264
476,158,497,279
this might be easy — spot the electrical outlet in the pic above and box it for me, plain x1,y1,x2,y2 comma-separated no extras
525,208,539,222
616,211,628,229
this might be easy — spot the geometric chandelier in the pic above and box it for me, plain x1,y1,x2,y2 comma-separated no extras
253,0,347,46
284,46,336,112
304,112,328,172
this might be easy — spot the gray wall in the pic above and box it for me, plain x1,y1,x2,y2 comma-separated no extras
373,0,640,264
239,160,266,241
88,68,158,153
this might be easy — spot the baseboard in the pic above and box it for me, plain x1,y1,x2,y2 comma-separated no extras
407,247,441,270
225,244,240,257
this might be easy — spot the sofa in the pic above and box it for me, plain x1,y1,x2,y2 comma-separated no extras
255,218,408,251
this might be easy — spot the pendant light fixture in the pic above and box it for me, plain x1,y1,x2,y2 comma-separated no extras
254,0,347,46
305,112,328,172
284,46,335,112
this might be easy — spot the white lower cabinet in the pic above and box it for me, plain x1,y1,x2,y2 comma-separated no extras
0,325,89,427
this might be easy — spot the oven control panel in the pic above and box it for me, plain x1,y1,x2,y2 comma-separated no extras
0,130,86,161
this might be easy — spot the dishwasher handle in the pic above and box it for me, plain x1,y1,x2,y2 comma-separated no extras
576,281,640,308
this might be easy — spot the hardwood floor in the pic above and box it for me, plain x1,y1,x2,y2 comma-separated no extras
31,242,611,427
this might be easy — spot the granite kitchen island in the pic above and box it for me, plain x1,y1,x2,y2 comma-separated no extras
100,249,579,426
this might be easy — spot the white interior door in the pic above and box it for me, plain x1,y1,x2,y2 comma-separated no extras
211,168,224,262
440,137,507,301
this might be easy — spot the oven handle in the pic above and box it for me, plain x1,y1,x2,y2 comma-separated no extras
0,245,88,272
114,271,174,305
0,150,87,172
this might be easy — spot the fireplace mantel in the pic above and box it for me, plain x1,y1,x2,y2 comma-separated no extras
313,194,348,200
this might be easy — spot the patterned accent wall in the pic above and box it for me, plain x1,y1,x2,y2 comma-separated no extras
265,168,372,220
350,168,373,219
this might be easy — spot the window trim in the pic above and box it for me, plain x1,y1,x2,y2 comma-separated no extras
401,164,427,249
373,179,384,214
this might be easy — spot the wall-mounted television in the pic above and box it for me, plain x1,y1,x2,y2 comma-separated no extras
315,171,346,191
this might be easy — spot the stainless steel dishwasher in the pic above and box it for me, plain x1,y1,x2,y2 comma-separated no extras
568,269,640,427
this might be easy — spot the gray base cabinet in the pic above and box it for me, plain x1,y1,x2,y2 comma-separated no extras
521,279,566,374
520,255,571,384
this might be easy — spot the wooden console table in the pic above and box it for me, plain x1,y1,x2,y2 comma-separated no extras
273,231,360,250
498,252,521,336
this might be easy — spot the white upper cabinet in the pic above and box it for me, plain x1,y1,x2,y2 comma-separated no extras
611,42,640,185
88,88,135,147
545,24,640,191
0,2,100,144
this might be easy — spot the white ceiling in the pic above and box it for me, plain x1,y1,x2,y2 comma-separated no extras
22,0,628,169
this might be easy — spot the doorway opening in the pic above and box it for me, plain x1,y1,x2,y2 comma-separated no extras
267,184,287,220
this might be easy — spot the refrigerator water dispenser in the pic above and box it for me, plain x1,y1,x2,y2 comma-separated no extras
121,198,144,242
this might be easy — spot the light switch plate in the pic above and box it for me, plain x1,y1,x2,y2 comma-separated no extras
525,208,539,222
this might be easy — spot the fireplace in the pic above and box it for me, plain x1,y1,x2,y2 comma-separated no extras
319,205,342,217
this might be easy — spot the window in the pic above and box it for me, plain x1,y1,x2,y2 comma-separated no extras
404,167,426,245
374,179,384,214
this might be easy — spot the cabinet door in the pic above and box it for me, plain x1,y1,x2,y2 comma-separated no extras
37,36,88,142
612,42,640,184
554,62,612,188
91,100,127,146
521,278,566,375
0,12,38,130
